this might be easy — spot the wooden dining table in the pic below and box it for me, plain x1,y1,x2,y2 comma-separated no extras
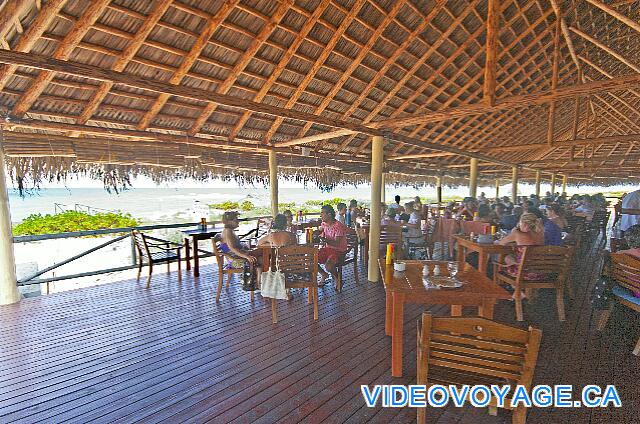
182,227,221,277
453,234,511,275
379,259,510,377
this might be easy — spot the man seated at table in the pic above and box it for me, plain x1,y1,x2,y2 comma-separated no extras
317,204,349,287
617,224,640,297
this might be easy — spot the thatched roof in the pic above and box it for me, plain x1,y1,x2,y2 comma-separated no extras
0,0,638,189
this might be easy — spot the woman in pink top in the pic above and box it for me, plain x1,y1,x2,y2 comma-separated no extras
318,205,349,286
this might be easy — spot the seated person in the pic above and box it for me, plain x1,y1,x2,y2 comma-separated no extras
496,212,545,285
336,202,348,224
546,204,567,230
257,214,297,247
474,203,493,224
283,209,294,231
388,195,402,213
402,201,423,243
220,211,262,290
499,205,522,231
381,207,396,225
317,205,349,286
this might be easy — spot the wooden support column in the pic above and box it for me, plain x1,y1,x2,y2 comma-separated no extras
495,179,500,200
511,166,519,203
535,170,541,197
268,150,278,217
0,147,20,305
381,172,386,204
469,158,479,198
368,135,384,283
483,0,499,106
551,173,557,194
562,175,568,194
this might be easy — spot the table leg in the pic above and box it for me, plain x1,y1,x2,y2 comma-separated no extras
385,290,392,336
478,251,488,275
391,292,405,377
479,299,496,319
457,243,465,269
451,305,462,316
193,238,200,278
184,238,191,271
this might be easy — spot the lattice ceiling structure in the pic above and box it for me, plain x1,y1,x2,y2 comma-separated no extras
0,0,638,189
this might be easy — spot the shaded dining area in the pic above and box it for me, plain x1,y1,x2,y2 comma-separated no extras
1,0,640,422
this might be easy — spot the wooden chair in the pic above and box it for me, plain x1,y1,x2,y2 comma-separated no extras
596,252,640,355
588,210,610,236
493,245,574,322
417,314,542,424
211,237,254,302
380,224,404,259
427,218,459,260
271,245,319,323
335,229,359,292
131,230,182,288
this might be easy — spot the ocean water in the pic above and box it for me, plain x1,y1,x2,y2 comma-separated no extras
7,185,444,224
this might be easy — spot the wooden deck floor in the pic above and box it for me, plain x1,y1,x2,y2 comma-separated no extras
1,237,639,423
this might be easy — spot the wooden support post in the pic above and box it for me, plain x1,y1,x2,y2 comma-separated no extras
483,0,500,106
268,150,278,217
0,147,20,305
551,173,557,194
381,172,386,204
495,179,500,200
469,158,479,198
535,171,541,197
511,166,519,203
368,135,384,283
562,175,568,194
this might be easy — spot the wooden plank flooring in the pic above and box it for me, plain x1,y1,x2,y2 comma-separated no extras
1,236,639,423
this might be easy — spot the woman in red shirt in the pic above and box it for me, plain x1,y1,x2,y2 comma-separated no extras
318,204,349,287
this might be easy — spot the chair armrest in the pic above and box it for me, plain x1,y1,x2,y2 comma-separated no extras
240,228,258,239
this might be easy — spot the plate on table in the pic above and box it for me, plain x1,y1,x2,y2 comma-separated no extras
429,276,463,289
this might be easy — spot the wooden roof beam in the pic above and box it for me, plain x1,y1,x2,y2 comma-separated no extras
570,26,640,74
0,0,67,91
12,0,112,118
585,0,640,34
0,0,29,39
226,0,330,142
76,0,174,126
136,0,240,131
187,0,292,136
549,0,581,72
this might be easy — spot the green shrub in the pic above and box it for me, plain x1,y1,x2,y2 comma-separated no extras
13,211,140,236
210,201,239,210
240,200,254,211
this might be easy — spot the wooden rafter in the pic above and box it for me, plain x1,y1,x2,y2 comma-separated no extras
585,0,640,34
570,26,640,73
76,0,174,126
0,0,27,39
12,0,112,117
0,0,67,91
136,0,240,131
226,1,331,142
187,0,292,136
547,15,562,145
261,0,367,144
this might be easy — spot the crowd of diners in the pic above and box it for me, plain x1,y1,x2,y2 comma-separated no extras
214,186,640,297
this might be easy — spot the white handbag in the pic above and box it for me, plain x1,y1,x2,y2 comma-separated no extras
260,247,288,300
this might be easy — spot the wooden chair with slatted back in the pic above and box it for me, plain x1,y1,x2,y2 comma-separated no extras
380,224,404,259
335,229,359,292
417,314,542,424
131,230,182,288
493,245,574,322
271,246,319,324
596,252,640,355
211,237,253,302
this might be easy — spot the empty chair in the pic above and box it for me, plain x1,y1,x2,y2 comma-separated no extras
417,313,542,424
596,252,640,355
379,224,404,259
493,245,574,321
428,218,460,260
335,229,359,292
271,246,319,323
131,230,183,288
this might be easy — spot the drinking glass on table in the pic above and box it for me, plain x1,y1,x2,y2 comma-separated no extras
447,262,459,278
